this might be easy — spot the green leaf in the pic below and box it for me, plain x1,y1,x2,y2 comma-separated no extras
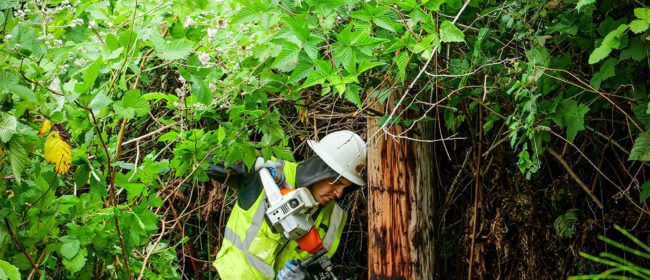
552,100,589,142
0,260,20,280
424,0,446,11
60,238,81,259
9,84,36,105
115,173,146,201
0,113,17,143
272,147,294,161
589,58,618,89
62,248,87,273
526,46,550,67
621,37,647,62
439,21,465,43
8,137,28,184
575,0,595,11
10,24,46,57
239,143,258,170
113,90,151,120
288,56,315,83
629,136,650,161
351,32,388,46
271,41,301,72
333,45,356,73
395,52,409,82
344,84,363,109
282,14,310,42
410,34,438,59
191,78,214,106
554,210,578,240
158,131,179,142
132,206,159,232
629,20,649,34
640,181,650,204
588,45,612,64
74,57,103,93
301,73,325,89
635,8,650,22
150,34,195,61
602,24,628,49
217,126,226,143
335,23,353,46
373,16,397,32
0,0,18,10
142,92,180,103
89,93,114,114
356,60,384,75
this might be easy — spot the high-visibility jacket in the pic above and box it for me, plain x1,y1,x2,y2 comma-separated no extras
213,161,348,279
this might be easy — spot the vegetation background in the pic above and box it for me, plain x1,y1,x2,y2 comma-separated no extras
0,0,649,279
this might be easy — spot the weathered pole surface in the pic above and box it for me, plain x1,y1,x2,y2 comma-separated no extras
367,98,435,280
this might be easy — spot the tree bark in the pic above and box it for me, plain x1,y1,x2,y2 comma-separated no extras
367,98,436,280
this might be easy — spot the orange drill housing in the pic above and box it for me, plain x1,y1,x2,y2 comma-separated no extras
278,188,324,254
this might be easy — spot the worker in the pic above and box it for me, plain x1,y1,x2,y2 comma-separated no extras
207,130,367,279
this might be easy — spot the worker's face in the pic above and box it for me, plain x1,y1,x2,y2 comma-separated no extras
310,177,353,205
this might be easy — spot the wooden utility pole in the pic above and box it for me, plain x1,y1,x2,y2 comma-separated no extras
367,98,436,279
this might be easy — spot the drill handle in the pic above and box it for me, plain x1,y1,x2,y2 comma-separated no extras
259,168,282,203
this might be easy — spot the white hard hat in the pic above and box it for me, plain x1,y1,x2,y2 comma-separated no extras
307,130,367,186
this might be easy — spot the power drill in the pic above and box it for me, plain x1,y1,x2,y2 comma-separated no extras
259,168,337,279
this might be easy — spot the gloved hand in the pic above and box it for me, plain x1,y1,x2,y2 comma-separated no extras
254,157,285,185
277,260,307,280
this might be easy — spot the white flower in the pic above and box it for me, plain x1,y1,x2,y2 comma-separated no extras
183,16,193,28
70,18,84,28
197,52,210,65
178,76,186,84
207,28,217,39
209,83,217,91
88,20,96,28
5,35,12,41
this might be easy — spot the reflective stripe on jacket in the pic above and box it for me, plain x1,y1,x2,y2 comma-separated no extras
213,161,348,279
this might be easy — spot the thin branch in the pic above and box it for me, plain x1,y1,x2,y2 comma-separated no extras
468,107,483,280
4,218,42,277
137,215,168,280
111,119,135,280
122,121,180,146
547,148,604,209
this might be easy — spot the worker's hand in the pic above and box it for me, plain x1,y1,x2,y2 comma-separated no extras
254,157,285,185
277,260,307,280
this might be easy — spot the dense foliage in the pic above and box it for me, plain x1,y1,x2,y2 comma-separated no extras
0,0,649,279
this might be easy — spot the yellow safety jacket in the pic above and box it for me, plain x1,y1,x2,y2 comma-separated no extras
213,161,348,279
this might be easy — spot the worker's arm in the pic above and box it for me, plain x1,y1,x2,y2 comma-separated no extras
205,157,251,190
205,157,284,210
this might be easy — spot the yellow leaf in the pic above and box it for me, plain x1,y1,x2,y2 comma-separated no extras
44,131,72,174
39,119,52,136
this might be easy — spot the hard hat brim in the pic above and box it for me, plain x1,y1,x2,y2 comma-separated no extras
307,140,366,186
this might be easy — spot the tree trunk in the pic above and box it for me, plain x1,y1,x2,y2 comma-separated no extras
367,98,436,280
